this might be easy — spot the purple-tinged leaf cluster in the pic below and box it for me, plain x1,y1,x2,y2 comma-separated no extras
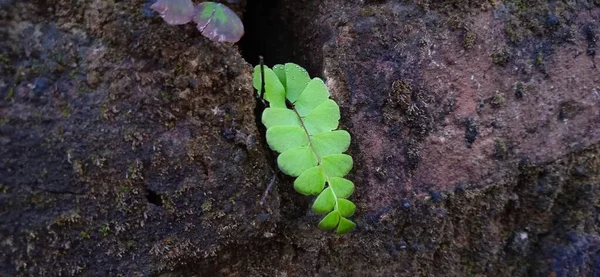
150,0,244,43
193,2,244,43
150,0,194,25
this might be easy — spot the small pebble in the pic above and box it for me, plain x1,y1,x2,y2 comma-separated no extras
222,128,235,140
431,191,442,202
32,77,50,95
87,71,101,88
401,200,411,209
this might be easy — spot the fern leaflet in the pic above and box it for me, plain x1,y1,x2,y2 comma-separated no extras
253,63,356,234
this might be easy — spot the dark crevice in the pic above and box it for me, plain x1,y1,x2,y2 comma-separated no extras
240,0,323,216
242,0,294,172
146,188,163,206
240,0,325,148
239,0,324,78
240,0,294,68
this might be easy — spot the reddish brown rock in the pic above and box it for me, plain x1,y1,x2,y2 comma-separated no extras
1,0,599,276
319,1,600,208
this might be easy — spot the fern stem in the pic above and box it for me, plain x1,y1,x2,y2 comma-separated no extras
290,104,340,211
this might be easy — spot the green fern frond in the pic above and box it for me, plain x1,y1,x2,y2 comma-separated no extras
253,63,356,234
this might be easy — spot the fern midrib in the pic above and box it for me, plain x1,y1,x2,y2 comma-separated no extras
291,105,340,211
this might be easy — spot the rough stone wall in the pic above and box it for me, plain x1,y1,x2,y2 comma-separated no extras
1,1,277,275
1,0,599,276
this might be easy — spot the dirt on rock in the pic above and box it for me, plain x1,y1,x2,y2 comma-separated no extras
1,0,278,275
1,0,600,276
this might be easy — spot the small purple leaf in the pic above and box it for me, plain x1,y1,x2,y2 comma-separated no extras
151,0,194,25
193,2,244,43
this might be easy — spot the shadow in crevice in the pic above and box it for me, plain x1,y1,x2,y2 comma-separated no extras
240,0,294,67
239,0,324,220
239,0,323,78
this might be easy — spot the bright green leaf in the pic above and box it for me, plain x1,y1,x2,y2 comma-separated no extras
277,146,318,177
266,126,308,153
337,199,356,217
273,64,286,88
254,62,358,234
254,67,285,108
261,108,301,128
336,217,356,235
312,187,336,214
252,65,262,94
303,100,340,135
294,78,330,116
321,154,353,177
294,166,326,196
252,65,285,107
311,130,351,157
329,177,354,198
318,211,340,230
284,63,311,103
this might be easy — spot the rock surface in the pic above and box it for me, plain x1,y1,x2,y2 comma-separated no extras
1,1,277,275
1,0,599,276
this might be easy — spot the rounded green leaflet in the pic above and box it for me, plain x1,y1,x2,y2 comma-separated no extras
283,63,311,103
261,108,300,129
294,78,330,116
303,100,340,135
253,66,285,108
321,154,353,177
254,62,357,234
337,199,356,217
252,65,261,92
151,0,195,25
311,130,351,157
312,187,336,214
293,166,326,196
318,211,340,230
336,217,356,235
266,126,308,153
329,177,354,199
277,146,318,177
272,64,286,88
193,2,244,43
